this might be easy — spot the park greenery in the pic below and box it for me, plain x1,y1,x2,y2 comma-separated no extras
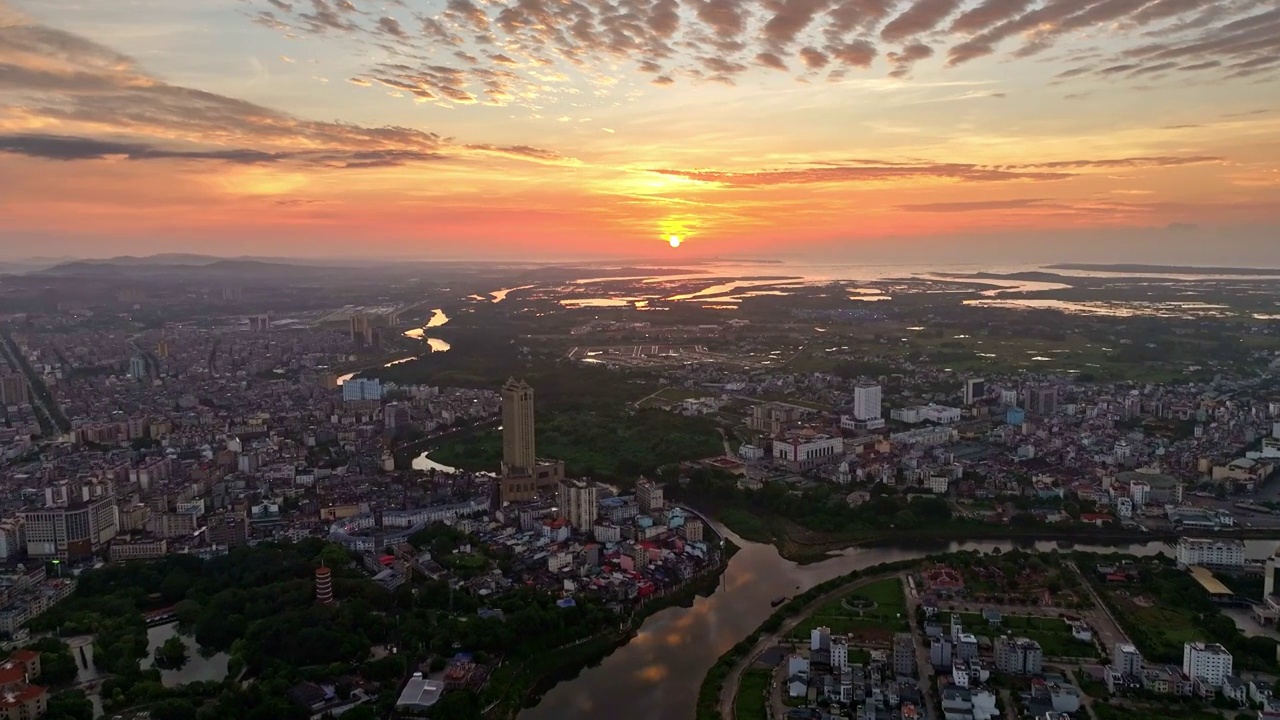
432,406,722,482
28,535,625,720
1081,553,1280,673
671,469,960,560
792,577,908,639
154,636,189,671
735,668,771,720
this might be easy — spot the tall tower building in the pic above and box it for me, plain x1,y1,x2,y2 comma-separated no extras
853,383,882,421
315,566,334,604
0,374,28,406
502,378,536,474
963,378,986,405
558,479,598,532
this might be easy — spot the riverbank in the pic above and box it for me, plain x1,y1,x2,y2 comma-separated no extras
486,531,737,718
698,506,1280,564
696,560,920,720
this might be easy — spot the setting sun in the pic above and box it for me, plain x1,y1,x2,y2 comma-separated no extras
668,236,681,248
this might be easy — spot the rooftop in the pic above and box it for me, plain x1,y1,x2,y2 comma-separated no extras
396,674,444,709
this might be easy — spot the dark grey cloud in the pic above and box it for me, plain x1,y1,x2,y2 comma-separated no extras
0,14,565,168
652,161,1074,186
0,133,449,168
899,198,1063,212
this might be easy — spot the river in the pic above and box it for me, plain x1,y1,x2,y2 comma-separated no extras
520,522,1280,720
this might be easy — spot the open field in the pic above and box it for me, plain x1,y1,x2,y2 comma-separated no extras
792,577,908,640
735,668,771,720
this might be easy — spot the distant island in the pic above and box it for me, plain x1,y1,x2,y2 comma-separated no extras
1048,263,1280,275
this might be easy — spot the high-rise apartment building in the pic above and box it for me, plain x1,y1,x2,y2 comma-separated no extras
557,479,598,533
502,378,536,474
0,374,28,406
994,636,1043,675
0,519,25,561
853,383,883,421
1183,642,1232,687
128,355,148,381
1030,385,1058,415
636,478,664,514
963,378,986,405
342,378,383,402
893,632,916,676
1113,643,1143,677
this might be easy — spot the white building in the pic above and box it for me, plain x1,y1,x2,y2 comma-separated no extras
636,478,664,513
547,551,573,572
853,383,882,421
592,522,621,543
773,435,843,470
1183,642,1233,688
738,444,765,462
830,636,849,670
1113,643,1143,676
889,426,959,448
811,626,831,652
1175,538,1245,570
557,479,598,533
342,377,383,402
994,637,1043,675
1115,497,1133,519
891,404,963,425
927,476,950,494
1129,480,1150,508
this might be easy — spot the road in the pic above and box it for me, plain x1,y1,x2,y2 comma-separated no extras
902,577,941,720
718,572,901,720
1069,561,1132,655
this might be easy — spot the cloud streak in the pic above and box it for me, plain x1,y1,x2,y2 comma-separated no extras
242,0,1279,100
0,12,564,168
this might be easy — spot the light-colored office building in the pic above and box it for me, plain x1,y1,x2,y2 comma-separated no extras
1175,538,1245,569
1183,642,1233,688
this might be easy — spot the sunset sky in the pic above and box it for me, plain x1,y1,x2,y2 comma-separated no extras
1,0,1278,262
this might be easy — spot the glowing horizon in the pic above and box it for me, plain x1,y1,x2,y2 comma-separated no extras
1,0,1278,263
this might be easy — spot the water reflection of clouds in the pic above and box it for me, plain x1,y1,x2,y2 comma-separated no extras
635,665,670,682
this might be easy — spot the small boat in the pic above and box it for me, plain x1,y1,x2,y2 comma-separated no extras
771,596,788,607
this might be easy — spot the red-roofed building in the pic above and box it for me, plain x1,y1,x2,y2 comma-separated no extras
0,650,45,720
0,683,47,720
